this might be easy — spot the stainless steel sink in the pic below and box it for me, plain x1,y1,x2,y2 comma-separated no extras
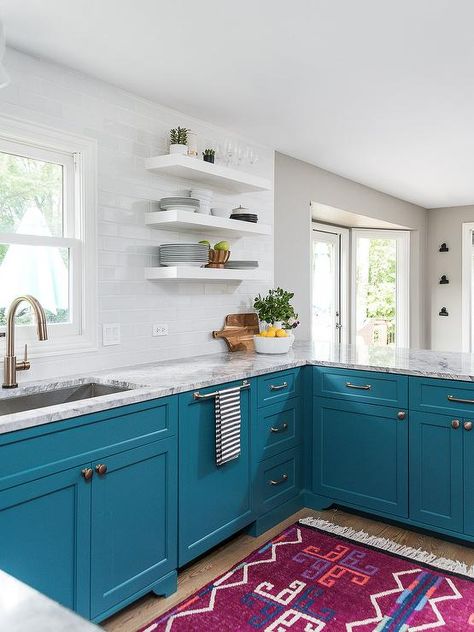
0,382,130,416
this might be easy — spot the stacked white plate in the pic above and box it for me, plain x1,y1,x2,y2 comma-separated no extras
160,197,200,212
190,188,213,215
224,260,259,269
159,243,209,267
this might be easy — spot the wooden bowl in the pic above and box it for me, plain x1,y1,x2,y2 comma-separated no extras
206,249,230,268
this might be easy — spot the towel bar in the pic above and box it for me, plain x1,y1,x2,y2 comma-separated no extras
193,380,250,401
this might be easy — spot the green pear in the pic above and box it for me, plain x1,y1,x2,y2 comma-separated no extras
214,240,230,251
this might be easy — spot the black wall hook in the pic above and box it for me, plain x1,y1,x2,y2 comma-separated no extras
439,307,449,316
439,243,449,252
439,275,449,284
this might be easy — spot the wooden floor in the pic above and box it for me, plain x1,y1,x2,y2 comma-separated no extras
102,507,474,631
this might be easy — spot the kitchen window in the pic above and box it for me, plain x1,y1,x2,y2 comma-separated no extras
0,116,97,355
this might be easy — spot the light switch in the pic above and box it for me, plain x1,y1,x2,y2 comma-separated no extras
103,323,121,346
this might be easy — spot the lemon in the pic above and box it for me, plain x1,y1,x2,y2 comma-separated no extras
266,329,276,338
259,331,268,337
276,329,288,337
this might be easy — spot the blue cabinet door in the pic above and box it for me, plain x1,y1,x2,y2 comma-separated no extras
409,412,463,532
89,439,177,620
463,421,474,536
178,381,253,565
313,398,408,516
0,465,91,617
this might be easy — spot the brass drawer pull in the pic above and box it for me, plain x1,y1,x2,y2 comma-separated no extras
346,382,371,390
270,382,288,391
81,468,94,481
451,419,461,429
464,421,473,431
448,395,474,405
271,422,289,433
269,473,288,486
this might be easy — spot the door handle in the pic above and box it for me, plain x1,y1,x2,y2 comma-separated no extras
464,421,473,431
269,474,288,486
451,419,460,429
271,422,289,433
397,411,406,420
95,463,108,475
346,382,371,391
81,468,94,481
270,382,288,391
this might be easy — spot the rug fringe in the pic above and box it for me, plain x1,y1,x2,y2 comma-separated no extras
299,517,474,578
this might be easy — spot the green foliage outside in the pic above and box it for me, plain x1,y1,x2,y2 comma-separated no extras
364,238,396,342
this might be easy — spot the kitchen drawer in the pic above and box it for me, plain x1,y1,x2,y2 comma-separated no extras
254,399,302,462
410,377,474,417
313,367,408,408
0,396,177,487
257,369,301,407
256,448,302,515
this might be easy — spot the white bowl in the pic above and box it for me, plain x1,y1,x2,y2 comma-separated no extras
211,208,231,218
253,335,292,354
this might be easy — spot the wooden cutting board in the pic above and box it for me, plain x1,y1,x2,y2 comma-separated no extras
213,313,259,351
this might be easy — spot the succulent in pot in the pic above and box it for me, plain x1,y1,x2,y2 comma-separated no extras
202,148,215,164
169,127,189,155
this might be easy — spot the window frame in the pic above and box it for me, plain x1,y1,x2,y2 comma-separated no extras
351,229,410,348
0,114,98,356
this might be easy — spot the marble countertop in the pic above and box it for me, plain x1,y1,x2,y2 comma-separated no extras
1,342,474,436
0,570,99,632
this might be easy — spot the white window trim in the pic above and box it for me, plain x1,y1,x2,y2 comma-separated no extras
351,229,410,348
0,113,98,357
311,222,350,344
461,222,474,352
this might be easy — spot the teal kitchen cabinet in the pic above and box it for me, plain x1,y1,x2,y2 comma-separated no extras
0,396,178,622
312,397,408,517
178,380,254,565
90,439,177,621
409,412,463,533
0,465,91,617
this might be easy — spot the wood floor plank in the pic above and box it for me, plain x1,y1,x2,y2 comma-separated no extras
102,507,474,631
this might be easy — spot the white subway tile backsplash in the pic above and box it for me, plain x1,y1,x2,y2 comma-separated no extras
0,48,274,381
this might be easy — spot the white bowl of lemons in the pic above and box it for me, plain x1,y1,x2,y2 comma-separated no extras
254,326,292,354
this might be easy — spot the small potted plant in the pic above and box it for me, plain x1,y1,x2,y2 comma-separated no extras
169,127,188,155
253,288,299,354
202,148,215,164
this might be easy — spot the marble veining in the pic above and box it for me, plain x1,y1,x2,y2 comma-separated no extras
0,570,99,631
0,342,474,436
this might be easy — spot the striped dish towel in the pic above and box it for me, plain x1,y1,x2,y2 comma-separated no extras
215,386,242,466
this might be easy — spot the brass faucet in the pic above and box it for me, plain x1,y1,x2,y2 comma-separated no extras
3,295,48,388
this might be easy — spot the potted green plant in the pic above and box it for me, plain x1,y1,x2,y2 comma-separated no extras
202,148,215,164
253,287,299,331
169,127,189,155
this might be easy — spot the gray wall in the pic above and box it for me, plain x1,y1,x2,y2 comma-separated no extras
428,205,474,351
274,152,428,347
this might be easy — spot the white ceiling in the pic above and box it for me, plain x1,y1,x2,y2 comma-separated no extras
2,0,474,209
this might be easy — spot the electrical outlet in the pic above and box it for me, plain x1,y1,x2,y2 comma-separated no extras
152,323,168,337
103,323,120,346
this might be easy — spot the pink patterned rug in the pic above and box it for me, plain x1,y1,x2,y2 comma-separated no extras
140,517,474,631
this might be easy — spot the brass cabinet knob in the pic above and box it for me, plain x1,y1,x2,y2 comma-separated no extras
464,421,473,431
451,419,461,429
81,468,94,481
397,411,406,420
95,463,108,475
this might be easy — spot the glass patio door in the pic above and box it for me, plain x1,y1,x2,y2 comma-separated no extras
352,230,410,348
312,227,348,344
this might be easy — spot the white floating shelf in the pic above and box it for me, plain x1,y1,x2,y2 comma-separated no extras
145,266,270,282
145,154,272,193
145,210,272,237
